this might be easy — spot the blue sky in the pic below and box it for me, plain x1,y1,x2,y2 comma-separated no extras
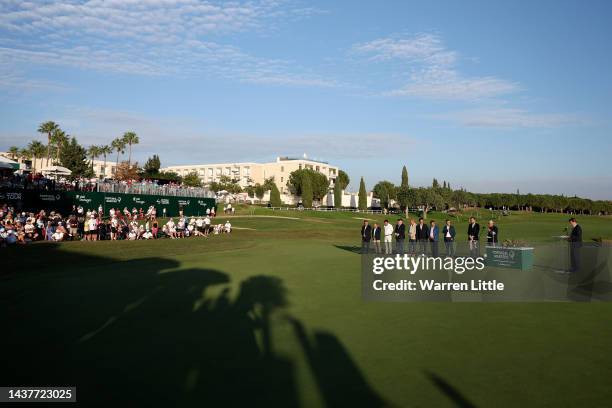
1,0,611,198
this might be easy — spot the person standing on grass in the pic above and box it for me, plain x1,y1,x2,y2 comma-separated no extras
361,220,372,254
394,219,405,254
487,220,499,246
408,218,417,255
468,217,480,257
416,218,429,255
383,219,393,254
372,222,381,254
567,217,582,273
428,220,439,257
442,219,456,257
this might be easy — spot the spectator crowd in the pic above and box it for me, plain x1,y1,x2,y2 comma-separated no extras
0,203,231,247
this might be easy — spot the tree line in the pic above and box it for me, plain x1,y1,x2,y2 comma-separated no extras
370,166,612,216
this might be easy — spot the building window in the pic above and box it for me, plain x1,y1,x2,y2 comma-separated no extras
281,177,284,182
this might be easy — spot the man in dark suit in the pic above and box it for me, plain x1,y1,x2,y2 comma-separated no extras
416,217,429,255
467,217,480,258
428,220,439,257
361,220,372,254
442,219,456,257
568,217,582,273
486,220,499,246
394,219,405,254
372,222,382,254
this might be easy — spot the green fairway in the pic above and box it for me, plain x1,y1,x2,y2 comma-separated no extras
2,209,612,407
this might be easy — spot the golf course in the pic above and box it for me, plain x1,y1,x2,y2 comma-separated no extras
2,207,612,407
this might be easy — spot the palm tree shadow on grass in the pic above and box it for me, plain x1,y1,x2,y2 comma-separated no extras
1,245,299,407
289,318,389,408
1,243,394,407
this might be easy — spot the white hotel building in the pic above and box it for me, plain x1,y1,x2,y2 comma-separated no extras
162,156,339,195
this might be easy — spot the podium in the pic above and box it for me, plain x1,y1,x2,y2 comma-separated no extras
485,246,534,270
553,235,570,273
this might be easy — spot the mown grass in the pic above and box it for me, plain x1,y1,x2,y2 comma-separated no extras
1,208,612,407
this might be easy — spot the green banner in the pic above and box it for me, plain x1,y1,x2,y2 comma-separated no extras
485,246,534,270
0,188,216,217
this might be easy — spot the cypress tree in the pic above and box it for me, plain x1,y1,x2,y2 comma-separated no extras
269,183,282,207
302,174,313,208
401,166,409,188
358,177,367,210
334,179,342,208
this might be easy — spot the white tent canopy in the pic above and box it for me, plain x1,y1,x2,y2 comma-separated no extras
41,165,72,176
0,155,19,170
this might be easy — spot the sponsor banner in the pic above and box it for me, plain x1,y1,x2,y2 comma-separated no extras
0,188,215,217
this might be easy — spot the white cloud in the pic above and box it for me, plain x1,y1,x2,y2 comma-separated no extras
430,108,586,128
0,0,334,88
352,33,519,101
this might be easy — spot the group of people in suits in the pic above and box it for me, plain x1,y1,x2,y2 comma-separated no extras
360,216,500,258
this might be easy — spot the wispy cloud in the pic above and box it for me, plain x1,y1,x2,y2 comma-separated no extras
0,0,335,88
430,108,587,128
3,106,416,164
352,33,520,100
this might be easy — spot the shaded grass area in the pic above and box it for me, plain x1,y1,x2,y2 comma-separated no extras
2,210,612,407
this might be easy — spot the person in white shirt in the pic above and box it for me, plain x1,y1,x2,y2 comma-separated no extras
383,219,394,255
204,216,211,236
224,221,232,233
166,218,176,238
88,214,98,241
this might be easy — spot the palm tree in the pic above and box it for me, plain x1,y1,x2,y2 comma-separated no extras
51,129,69,163
99,145,112,178
7,146,20,159
27,140,46,172
87,145,101,174
111,137,126,168
37,121,59,167
122,131,139,166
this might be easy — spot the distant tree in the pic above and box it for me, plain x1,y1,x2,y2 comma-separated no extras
99,145,112,177
333,179,342,208
114,161,140,181
60,137,94,179
183,171,201,187
432,178,440,189
37,121,59,167
111,137,126,168
372,180,396,209
269,183,282,207
143,154,161,176
336,170,350,190
122,131,139,166
87,145,101,173
255,184,266,200
7,146,19,159
51,129,69,162
209,175,241,193
414,187,441,219
27,140,46,172
301,174,313,207
262,177,276,190
401,166,409,188
358,177,367,210
396,186,416,216
287,169,328,201
19,148,31,161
